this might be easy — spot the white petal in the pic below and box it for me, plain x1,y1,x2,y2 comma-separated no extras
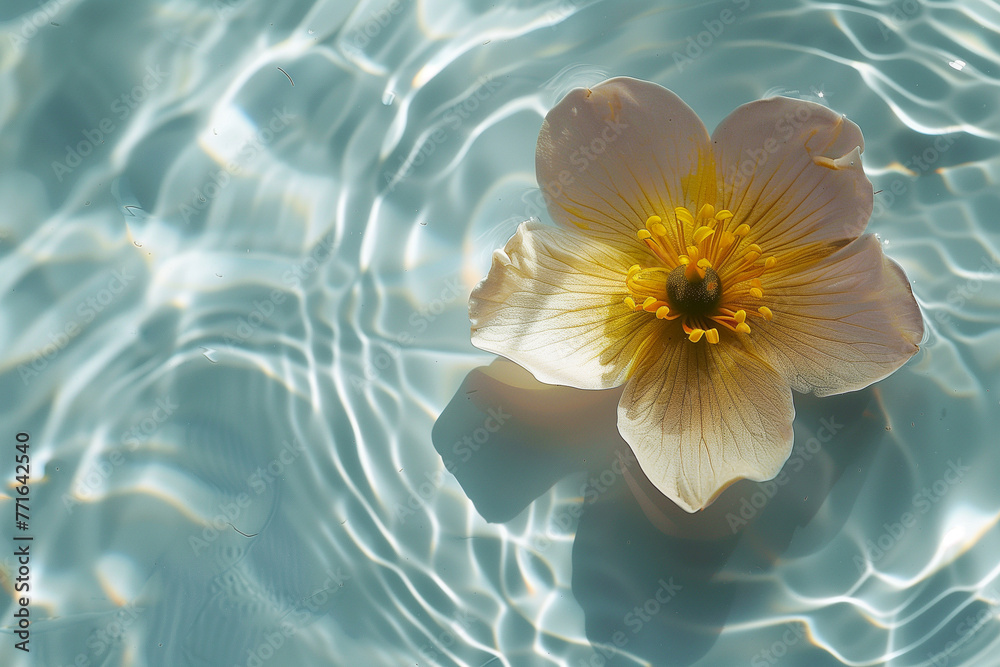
536,77,716,252
618,341,795,512
470,220,653,389
712,96,872,253
750,234,924,396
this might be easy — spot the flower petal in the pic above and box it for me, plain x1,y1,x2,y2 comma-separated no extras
535,77,716,253
618,339,795,512
470,220,654,389
712,97,872,253
751,234,923,396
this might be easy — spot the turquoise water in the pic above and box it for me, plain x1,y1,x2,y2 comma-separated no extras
1,0,999,665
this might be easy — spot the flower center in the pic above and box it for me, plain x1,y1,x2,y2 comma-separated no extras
666,265,721,316
622,203,777,344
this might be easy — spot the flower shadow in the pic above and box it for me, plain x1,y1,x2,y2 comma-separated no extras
433,359,886,665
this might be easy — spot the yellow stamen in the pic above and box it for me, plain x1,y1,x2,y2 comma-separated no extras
734,309,747,324
646,215,662,226
692,226,715,244
688,328,705,343
656,305,670,319
758,306,773,321
643,299,668,312
749,287,763,299
705,328,720,344
678,255,690,265
764,256,777,269
714,210,733,222
674,207,694,226
684,258,706,281
735,322,751,334
624,297,637,310
697,204,715,219
637,229,652,241
652,222,668,237
747,243,762,255
734,223,751,236
627,264,641,279
696,258,712,270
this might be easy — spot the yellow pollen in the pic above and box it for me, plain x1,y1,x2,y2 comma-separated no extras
674,207,694,225
637,229,652,241
656,305,670,319
623,296,637,310
688,328,705,343
646,215,662,226
652,223,668,237
705,328,720,344
696,258,712,270
765,256,777,269
697,204,715,219
749,287,763,299
734,309,747,324
735,322,751,334
692,226,715,244
686,245,699,257
734,224,751,236
678,255,690,265
714,210,733,222
747,243,762,254
642,296,657,310
758,306,773,321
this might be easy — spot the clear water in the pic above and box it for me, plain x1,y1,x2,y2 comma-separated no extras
1,1,999,665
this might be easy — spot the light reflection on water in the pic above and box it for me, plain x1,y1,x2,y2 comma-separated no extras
1,0,999,665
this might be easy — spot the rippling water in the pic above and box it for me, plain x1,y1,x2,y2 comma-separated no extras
1,0,999,665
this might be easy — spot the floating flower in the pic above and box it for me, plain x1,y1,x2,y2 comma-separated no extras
469,77,923,512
